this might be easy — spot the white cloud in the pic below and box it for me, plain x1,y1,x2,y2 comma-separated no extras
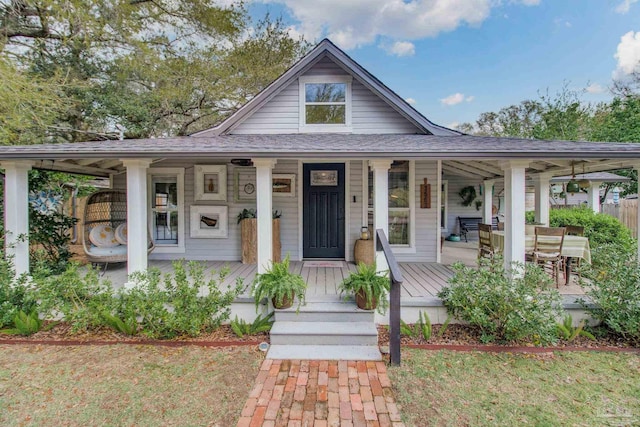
440,93,465,106
614,31,640,78
447,121,460,129
585,83,605,94
465,95,475,102
259,0,541,50
383,41,415,57
405,97,417,105
615,0,638,13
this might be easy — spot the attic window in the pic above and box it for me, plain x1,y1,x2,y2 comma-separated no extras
299,76,352,132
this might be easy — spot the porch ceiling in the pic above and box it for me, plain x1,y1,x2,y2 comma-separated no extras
1,134,639,178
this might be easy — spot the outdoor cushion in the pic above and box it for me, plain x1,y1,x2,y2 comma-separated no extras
115,223,128,245
87,245,127,256
89,224,120,248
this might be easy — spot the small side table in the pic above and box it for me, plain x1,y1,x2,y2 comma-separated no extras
354,239,375,266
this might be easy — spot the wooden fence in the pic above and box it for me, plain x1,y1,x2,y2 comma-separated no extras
602,199,638,238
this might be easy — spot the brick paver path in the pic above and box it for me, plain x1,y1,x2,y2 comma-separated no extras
237,359,405,427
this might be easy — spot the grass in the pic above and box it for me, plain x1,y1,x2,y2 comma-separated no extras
389,349,640,427
0,344,262,426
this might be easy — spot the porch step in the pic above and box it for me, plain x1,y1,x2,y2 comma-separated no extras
266,301,381,360
270,321,378,345
274,301,375,323
266,344,382,361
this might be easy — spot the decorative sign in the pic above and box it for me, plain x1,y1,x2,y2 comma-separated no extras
273,174,296,197
195,165,227,201
310,170,338,186
420,178,431,209
190,205,228,238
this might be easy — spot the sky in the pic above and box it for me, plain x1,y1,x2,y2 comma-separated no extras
245,0,640,129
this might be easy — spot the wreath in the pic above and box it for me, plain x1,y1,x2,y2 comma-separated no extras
458,185,477,207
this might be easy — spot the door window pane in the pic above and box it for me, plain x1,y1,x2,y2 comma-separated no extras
152,176,178,244
367,161,411,246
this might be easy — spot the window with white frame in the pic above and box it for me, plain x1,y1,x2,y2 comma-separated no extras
148,168,185,253
299,76,352,131
366,161,414,247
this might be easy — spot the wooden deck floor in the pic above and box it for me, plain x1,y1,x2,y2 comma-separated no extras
97,260,453,300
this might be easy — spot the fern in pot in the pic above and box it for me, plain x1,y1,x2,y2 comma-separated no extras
339,262,390,313
251,254,307,310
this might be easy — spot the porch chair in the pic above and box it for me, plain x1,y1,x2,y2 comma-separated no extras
82,190,155,271
477,223,496,260
564,225,585,280
526,226,566,287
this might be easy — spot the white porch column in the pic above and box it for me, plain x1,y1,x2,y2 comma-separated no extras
482,179,495,225
370,159,392,270
122,159,152,276
253,159,276,274
501,161,529,274
1,161,32,276
533,173,553,226
588,182,601,214
436,160,442,263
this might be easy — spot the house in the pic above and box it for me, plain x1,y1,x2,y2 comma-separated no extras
2,39,640,321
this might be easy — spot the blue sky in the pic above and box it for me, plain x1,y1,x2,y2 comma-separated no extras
247,0,640,128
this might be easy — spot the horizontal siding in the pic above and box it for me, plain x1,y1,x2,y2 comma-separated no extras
443,175,501,236
347,160,364,261
232,56,421,135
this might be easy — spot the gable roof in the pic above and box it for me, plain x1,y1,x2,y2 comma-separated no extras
192,39,460,137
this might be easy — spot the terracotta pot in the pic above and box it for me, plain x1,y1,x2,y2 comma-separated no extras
272,292,294,309
355,290,377,311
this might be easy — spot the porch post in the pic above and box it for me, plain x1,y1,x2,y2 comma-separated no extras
533,173,553,226
1,161,32,276
588,182,601,214
370,159,392,270
501,160,529,275
482,179,495,225
436,160,442,263
122,159,152,276
253,158,276,274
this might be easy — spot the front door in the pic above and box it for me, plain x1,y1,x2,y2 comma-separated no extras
303,163,345,258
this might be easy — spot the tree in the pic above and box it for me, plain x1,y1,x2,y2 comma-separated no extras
0,1,307,143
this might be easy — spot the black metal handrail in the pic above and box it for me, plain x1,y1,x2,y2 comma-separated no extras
375,229,404,366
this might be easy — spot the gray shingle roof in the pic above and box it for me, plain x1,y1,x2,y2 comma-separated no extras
1,134,639,160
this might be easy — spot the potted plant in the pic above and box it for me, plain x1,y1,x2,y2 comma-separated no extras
237,209,282,264
251,254,307,310
339,262,390,313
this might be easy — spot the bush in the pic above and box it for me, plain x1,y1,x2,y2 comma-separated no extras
437,257,562,345
526,207,634,250
580,244,640,343
115,261,243,339
0,253,37,328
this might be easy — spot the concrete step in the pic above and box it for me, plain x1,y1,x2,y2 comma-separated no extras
270,321,378,346
266,344,382,361
275,301,375,323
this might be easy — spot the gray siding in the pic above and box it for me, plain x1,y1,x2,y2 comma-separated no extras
405,160,439,262
443,175,502,237
232,57,421,135
347,160,364,261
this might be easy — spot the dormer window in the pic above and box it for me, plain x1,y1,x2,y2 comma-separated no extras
299,76,352,132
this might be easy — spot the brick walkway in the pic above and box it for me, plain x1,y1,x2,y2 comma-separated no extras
237,359,405,427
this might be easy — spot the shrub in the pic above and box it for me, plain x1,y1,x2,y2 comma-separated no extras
437,257,562,345
230,312,274,337
115,261,243,339
0,262,35,328
579,244,640,343
526,207,634,251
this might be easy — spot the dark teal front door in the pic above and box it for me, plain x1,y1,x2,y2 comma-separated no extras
303,163,345,259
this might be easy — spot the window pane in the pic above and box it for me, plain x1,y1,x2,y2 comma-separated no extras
152,176,178,244
389,161,409,208
305,83,346,102
306,105,346,124
389,210,409,245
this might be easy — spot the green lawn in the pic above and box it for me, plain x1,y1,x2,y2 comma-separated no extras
0,344,262,427
389,349,640,427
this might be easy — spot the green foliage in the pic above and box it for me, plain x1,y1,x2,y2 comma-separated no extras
116,261,243,339
0,258,36,328
230,312,274,338
438,257,562,345
236,208,282,224
400,311,432,341
556,315,595,342
251,255,307,311
0,310,42,336
579,244,640,343
101,312,137,336
338,262,390,314
525,207,634,251
29,209,78,274
458,186,477,207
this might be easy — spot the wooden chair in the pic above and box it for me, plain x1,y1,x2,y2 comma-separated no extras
526,226,566,287
565,225,585,280
478,223,496,260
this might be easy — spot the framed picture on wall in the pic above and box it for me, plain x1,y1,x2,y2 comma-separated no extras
195,165,227,201
234,167,257,202
190,205,228,238
272,174,296,197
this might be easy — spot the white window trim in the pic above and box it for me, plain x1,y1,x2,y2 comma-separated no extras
147,167,185,254
441,180,448,231
362,160,415,254
299,75,352,133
